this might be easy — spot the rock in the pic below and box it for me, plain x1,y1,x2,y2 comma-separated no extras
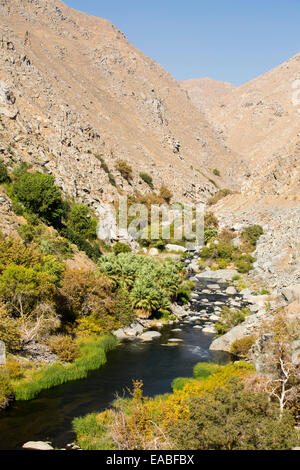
171,328,182,332
292,340,300,365
188,262,200,273
282,285,300,304
196,269,238,281
193,325,203,329
139,331,162,341
210,314,221,322
189,316,200,322
226,286,237,295
202,326,216,334
207,284,221,290
240,288,252,296
0,340,6,365
202,289,211,294
168,338,184,343
113,328,128,340
149,247,159,256
165,244,187,253
23,441,54,451
286,301,300,315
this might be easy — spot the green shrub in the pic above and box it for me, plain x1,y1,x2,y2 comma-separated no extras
170,379,298,450
159,184,173,203
215,307,246,336
193,362,221,379
241,225,263,248
115,160,133,181
66,204,97,241
176,280,195,304
13,172,64,225
213,169,221,177
0,371,13,409
49,335,79,362
204,229,218,244
0,162,9,183
113,242,131,255
230,336,256,357
172,377,192,391
235,254,255,273
139,172,154,189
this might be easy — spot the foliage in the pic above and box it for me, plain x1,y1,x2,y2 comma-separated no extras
215,306,246,336
204,212,219,229
230,336,256,357
139,172,154,190
170,379,297,450
14,335,117,401
159,184,173,203
0,303,21,351
61,227,101,261
115,160,133,181
97,253,180,317
0,161,9,183
0,371,13,409
208,189,233,206
176,280,195,305
241,225,264,248
213,168,221,177
66,204,97,241
113,242,131,255
49,335,79,362
204,229,218,244
13,172,64,225
235,254,255,273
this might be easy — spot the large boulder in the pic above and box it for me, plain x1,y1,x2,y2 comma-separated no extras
282,285,300,304
0,340,5,366
139,331,161,341
22,441,54,451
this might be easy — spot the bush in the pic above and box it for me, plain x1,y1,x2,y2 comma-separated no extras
241,225,263,248
170,379,298,450
215,307,246,336
113,242,131,255
139,172,154,189
176,280,195,305
208,189,233,206
66,204,97,241
0,303,21,352
3,361,24,380
213,169,221,177
49,335,79,362
0,161,9,183
115,160,133,181
159,184,173,203
193,362,221,379
235,254,255,273
204,212,219,229
0,371,13,409
230,336,256,357
13,172,64,225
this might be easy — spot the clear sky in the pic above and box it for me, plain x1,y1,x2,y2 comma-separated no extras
64,0,300,86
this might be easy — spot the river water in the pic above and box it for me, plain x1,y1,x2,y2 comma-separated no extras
0,278,234,450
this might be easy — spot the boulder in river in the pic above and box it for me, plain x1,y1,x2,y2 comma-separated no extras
139,331,162,341
23,441,54,451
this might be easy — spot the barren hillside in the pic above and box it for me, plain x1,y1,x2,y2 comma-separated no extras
180,78,235,114
0,0,244,210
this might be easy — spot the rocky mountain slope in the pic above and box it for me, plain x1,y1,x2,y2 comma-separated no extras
207,53,300,196
0,0,243,211
180,78,235,114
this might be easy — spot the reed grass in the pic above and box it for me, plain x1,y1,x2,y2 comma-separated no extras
14,335,117,401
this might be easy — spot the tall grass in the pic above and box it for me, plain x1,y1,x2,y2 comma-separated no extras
172,362,221,391
14,335,117,401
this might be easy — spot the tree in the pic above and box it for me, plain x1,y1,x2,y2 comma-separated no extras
13,172,64,225
66,204,97,240
255,313,300,417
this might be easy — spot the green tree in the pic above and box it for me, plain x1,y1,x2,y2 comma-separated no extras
13,172,64,225
66,204,97,240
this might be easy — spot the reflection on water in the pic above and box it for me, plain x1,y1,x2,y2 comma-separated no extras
0,324,229,450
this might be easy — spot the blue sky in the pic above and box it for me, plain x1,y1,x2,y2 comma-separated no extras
65,0,300,86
